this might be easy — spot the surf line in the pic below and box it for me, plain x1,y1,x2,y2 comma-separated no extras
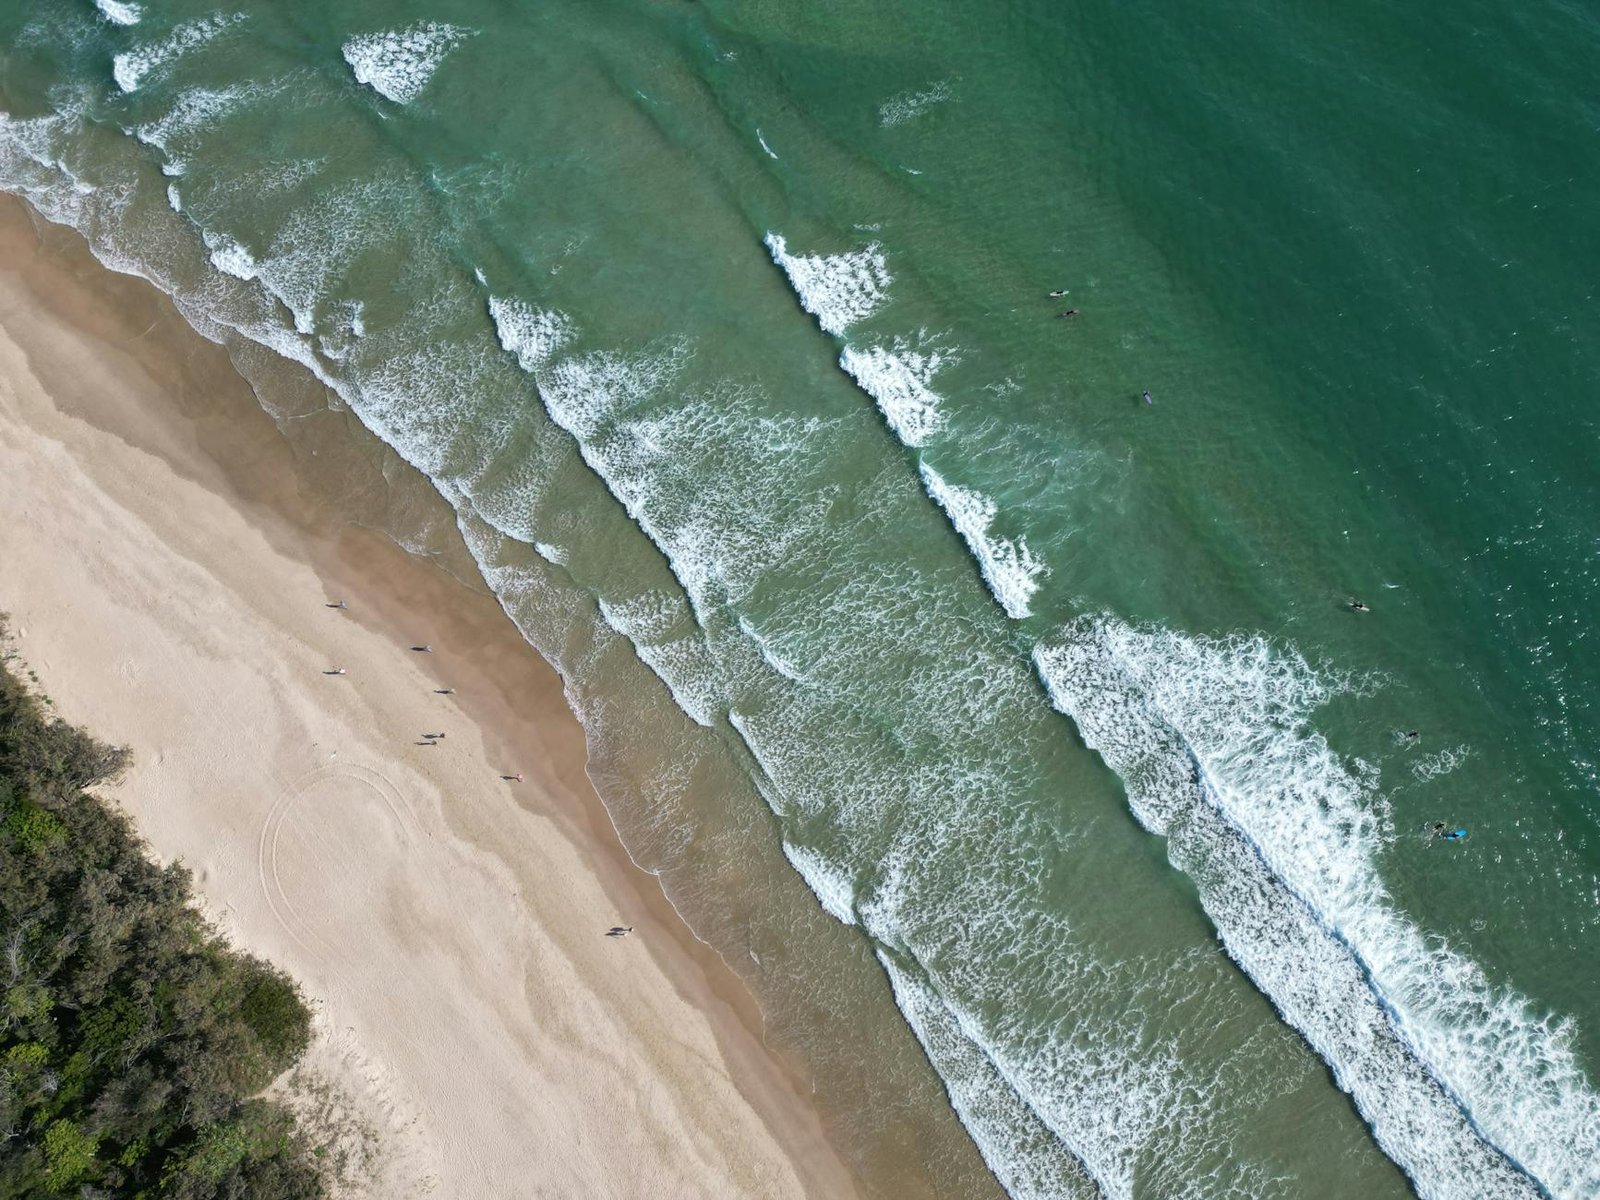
1179,754,1545,1196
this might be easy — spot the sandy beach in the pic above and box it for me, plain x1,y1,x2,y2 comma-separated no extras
0,197,860,1198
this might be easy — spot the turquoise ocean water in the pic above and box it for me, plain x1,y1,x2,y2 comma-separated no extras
3,1,1599,1195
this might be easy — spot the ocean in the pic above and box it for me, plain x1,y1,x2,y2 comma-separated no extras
3,1,1598,1195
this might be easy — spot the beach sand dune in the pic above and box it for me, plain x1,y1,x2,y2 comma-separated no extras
0,198,857,1199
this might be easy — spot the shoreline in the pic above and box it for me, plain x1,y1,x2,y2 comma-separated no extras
0,194,860,1198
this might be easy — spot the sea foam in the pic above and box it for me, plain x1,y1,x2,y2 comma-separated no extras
113,13,243,93
134,83,270,164
341,23,473,104
94,0,142,26
879,81,952,127
764,232,891,336
487,295,574,372
920,464,1046,619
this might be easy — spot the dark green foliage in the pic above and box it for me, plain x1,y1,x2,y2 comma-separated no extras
0,641,322,1198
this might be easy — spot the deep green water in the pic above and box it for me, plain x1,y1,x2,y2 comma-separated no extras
4,1,1599,1196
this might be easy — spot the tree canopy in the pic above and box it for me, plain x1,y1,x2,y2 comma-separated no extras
0,632,322,1198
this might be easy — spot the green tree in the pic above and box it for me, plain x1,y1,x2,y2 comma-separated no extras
0,627,323,1198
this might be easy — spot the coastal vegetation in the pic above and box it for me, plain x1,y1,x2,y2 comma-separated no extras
0,627,323,1198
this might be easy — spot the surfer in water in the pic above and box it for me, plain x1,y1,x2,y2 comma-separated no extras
1056,309,1079,319
1142,389,1154,405
1348,599,1370,613
1428,822,1469,842
1049,289,1068,297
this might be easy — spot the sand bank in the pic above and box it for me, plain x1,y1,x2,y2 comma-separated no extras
0,196,860,1198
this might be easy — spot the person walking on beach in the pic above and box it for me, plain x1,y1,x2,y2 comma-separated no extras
606,926,633,937
324,667,347,676
326,599,348,609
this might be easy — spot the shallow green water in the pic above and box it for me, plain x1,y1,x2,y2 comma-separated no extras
3,1,1598,1195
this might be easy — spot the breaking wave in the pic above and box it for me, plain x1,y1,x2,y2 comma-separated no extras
839,336,953,447
341,22,473,105
1033,616,1597,1199
763,232,892,336
920,464,1046,619
112,13,243,94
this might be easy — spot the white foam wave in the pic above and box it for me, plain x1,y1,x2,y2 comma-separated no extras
878,955,1097,1200
487,295,574,373
879,80,951,127
920,464,1046,619
94,0,142,26
763,232,891,336
780,844,856,925
537,343,690,442
736,614,810,683
134,83,267,163
228,174,406,336
113,14,242,93
1034,617,1597,1198
596,593,721,727
1412,744,1471,782
341,23,473,104
839,336,953,446
755,128,779,160
201,229,257,282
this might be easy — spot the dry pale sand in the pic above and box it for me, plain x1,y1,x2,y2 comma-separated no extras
0,203,861,1198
